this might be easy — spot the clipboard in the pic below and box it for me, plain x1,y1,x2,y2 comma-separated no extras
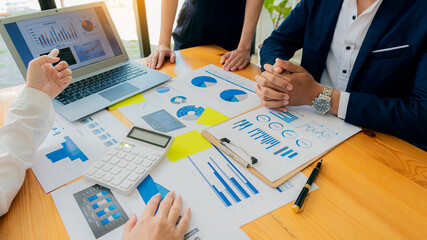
202,105,360,188
201,106,319,188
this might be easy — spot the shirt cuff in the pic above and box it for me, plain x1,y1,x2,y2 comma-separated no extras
337,92,350,119
12,87,53,111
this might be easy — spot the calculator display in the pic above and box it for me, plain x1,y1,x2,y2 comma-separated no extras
127,127,171,148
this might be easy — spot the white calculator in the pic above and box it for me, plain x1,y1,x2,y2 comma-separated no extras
84,126,174,195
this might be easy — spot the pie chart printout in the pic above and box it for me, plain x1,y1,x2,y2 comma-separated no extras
220,89,248,102
191,76,217,88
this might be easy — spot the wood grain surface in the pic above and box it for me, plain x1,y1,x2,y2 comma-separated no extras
0,45,426,240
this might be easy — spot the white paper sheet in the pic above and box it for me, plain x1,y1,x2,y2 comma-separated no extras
32,110,129,192
207,106,361,182
118,64,261,137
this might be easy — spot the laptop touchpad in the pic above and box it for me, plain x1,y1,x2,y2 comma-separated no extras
99,83,139,102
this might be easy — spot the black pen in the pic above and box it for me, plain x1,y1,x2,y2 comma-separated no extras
291,159,322,213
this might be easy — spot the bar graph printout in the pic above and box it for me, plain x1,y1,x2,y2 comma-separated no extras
206,106,361,182
32,110,128,193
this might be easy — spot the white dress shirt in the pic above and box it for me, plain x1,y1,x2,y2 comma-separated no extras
320,0,383,119
0,87,55,216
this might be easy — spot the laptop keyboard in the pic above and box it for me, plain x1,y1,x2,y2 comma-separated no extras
55,64,147,105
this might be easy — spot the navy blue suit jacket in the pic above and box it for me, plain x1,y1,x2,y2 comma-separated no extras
260,0,427,150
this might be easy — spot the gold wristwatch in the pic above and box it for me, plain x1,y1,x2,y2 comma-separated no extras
312,86,333,115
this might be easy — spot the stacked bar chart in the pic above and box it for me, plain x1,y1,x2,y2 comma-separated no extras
27,19,80,49
269,111,299,124
73,185,128,239
80,116,118,147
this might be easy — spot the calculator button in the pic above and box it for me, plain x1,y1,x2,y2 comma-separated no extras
117,152,126,159
118,161,128,168
128,173,139,182
133,157,143,165
125,155,135,162
101,156,112,162
108,149,119,156
126,163,137,171
110,168,121,175
140,154,148,158
142,160,152,168
148,156,157,162
120,180,132,190
115,145,123,150
93,162,104,169
94,171,105,179
131,151,139,156
118,170,130,180
102,164,113,172
102,174,114,183
110,157,120,165
85,167,97,176
135,166,146,175
123,148,131,153
111,176,125,186
152,152,161,157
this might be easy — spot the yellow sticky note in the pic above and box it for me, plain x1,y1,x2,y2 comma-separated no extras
167,130,212,162
196,107,230,126
108,94,146,110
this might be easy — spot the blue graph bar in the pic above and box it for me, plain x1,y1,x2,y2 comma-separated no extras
277,181,295,192
214,146,259,194
210,157,250,199
281,149,293,157
233,119,247,125
288,152,298,158
261,136,272,143
52,27,59,42
232,119,249,129
269,111,299,123
239,123,253,131
46,136,88,163
188,156,232,207
266,141,279,149
208,162,241,203
274,146,289,155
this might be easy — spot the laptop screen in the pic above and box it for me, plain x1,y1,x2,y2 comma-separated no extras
4,6,122,70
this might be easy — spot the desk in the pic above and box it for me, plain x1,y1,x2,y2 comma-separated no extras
1,45,426,239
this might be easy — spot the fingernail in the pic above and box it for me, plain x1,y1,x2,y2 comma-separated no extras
283,101,289,106
283,95,289,100
287,85,292,90
57,73,63,78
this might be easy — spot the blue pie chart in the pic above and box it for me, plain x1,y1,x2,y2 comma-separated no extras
220,89,248,102
191,76,217,88
171,96,187,104
176,105,205,121
156,86,170,93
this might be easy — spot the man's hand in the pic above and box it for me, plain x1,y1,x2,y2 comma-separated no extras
147,44,176,69
26,49,72,99
122,192,191,240
221,48,251,72
255,59,323,110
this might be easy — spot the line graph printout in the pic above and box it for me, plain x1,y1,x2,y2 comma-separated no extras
32,110,128,193
206,106,361,182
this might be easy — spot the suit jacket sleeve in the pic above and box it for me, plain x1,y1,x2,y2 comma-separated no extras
346,51,427,147
0,87,55,216
260,0,311,70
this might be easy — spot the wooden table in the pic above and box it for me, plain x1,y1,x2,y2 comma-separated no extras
1,45,426,240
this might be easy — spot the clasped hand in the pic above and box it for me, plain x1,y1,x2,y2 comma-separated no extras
255,58,323,111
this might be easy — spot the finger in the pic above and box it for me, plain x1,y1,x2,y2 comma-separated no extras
156,51,166,69
168,195,182,224
230,58,244,72
224,54,240,71
141,193,161,220
259,86,289,101
256,86,289,109
176,208,191,236
239,59,250,70
151,52,159,69
54,61,68,71
157,191,175,218
223,52,237,70
274,106,289,112
58,69,72,78
48,48,60,58
123,213,137,234
255,74,287,93
58,76,73,88
261,70,293,91
220,52,231,65
274,58,304,73
170,51,176,63
147,55,152,67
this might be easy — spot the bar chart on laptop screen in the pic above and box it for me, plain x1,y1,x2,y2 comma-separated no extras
26,18,80,51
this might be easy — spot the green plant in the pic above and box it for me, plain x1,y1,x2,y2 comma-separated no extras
263,0,293,29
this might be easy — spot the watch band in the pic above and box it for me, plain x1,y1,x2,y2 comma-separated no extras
320,86,333,99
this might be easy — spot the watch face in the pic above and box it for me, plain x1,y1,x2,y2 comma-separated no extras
313,98,330,114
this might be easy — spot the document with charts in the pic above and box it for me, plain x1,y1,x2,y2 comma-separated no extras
204,106,361,183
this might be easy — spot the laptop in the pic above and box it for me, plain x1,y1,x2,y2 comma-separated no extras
0,2,170,121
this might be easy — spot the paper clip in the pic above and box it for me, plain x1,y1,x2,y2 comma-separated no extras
219,138,258,168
